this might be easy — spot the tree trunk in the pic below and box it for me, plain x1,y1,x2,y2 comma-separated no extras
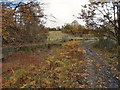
117,9,120,71
117,37,120,71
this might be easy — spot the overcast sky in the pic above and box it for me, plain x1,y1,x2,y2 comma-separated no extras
40,0,89,28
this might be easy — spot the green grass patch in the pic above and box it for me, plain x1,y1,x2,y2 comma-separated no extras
78,40,96,47
47,31,73,43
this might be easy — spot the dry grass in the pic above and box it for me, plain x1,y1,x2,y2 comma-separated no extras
47,31,72,43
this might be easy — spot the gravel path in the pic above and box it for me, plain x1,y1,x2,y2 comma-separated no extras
85,42,119,88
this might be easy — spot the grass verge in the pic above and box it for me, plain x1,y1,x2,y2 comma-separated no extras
88,42,119,74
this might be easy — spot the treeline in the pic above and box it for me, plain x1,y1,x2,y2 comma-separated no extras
2,0,48,45
61,20,92,36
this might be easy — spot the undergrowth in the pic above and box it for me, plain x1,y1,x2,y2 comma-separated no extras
2,41,89,88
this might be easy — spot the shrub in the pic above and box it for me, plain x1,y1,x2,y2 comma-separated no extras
93,38,117,52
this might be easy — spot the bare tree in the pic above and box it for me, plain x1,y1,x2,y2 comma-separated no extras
79,1,120,70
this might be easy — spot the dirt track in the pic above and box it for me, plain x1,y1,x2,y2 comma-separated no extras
85,42,119,88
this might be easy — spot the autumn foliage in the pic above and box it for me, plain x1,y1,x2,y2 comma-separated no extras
61,23,91,36
2,41,89,88
2,5,18,43
2,1,48,45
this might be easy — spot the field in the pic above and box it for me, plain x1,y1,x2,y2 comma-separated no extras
47,31,97,44
47,31,73,43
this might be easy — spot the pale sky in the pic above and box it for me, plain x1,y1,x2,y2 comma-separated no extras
40,0,89,28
